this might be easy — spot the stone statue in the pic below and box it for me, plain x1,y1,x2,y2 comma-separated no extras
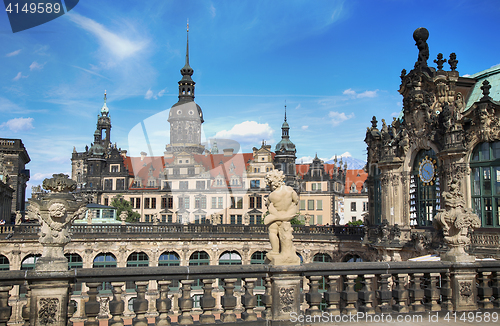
119,211,128,224
15,211,22,225
413,27,429,69
433,178,481,262
211,213,221,225
28,174,87,271
264,169,300,265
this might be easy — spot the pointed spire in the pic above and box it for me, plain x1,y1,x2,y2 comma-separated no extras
178,21,195,101
101,90,109,116
284,100,287,122
185,20,190,67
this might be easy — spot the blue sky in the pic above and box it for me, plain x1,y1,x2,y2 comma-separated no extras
1,0,500,191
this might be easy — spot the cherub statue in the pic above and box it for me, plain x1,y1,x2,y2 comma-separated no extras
264,169,300,265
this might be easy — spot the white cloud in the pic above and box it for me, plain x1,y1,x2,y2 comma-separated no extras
68,12,148,61
462,74,470,77
13,72,28,81
214,121,274,145
0,96,24,113
29,61,45,71
210,4,216,17
343,88,356,96
6,49,21,57
145,89,154,100
301,125,309,130
343,88,379,98
70,65,111,80
157,88,166,97
0,117,34,132
328,111,355,126
34,45,49,55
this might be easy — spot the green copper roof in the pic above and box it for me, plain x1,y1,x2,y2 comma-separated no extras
465,64,500,108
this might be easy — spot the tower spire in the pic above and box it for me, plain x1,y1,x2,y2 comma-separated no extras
178,21,195,101
284,100,287,122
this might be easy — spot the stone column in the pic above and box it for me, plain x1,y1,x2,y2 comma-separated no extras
450,266,478,311
270,273,301,321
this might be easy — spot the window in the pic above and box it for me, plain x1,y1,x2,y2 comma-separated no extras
161,214,166,222
410,149,440,226
189,251,210,266
471,141,500,227
230,215,242,224
219,251,242,265
135,198,141,209
313,253,332,263
196,181,205,190
93,253,117,268
308,200,314,210
300,200,305,210
195,196,206,209
231,197,243,209
316,200,322,210
179,197,189,209
0,255,9,271
151,198,156,209
211,197,217,209
145,198,150,209
116,179,125,190
351,202,356,212
316,215,323,224
363,202,368,212
249,196,262,209
104,198,109,206
145,215,150,222
218,197,223,209
250,180,260,189
111,165,119,173
104,179,113,190
194,215,206,224
161,198,167,209
179,181,188,190
249,214,261,224
127,252,149,267
350,182,357,193
312,183,321,191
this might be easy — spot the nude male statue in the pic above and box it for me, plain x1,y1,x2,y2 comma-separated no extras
264,169,300,265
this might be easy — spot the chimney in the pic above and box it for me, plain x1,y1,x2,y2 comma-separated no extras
140,151,147,161
223,148,234,157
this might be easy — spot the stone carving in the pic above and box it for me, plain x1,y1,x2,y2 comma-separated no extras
42,173,77,193
413,27,429,69
448,53,458,71
264,170,300,265
119,211,127,223
279,287,294,313
210,213,221,225
459,281,472,297
433,178,480,262
28,174,88,271
38,298,58,325
434,53,446,71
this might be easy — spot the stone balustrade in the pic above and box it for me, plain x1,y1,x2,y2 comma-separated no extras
0,260,499,325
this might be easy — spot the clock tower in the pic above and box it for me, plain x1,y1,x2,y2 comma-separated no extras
165,23,205,155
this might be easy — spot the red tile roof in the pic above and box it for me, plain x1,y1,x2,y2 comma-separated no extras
344,169,368,194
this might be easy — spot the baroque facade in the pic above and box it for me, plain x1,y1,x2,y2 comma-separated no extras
70,29,360,227
365,27,500,260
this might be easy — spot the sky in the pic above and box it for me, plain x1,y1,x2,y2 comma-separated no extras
1,0,500,193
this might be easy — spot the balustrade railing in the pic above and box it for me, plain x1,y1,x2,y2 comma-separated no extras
0,223,364,240
0,260,499,325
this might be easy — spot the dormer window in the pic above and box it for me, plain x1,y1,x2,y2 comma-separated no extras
350,182,357,193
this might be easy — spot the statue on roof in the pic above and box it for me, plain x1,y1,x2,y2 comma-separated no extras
413,27,429,69
264,169,300,265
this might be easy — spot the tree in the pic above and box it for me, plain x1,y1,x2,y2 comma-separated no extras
111,194,140,223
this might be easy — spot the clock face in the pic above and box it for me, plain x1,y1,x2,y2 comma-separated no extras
418,156,436,185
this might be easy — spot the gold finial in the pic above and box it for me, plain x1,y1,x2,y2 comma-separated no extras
187,19,189,32
104,90,107,102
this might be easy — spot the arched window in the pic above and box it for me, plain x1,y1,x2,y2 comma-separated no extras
127,252,149,267
410,149,440,226
65,253,83,270
343,254,364,262
313,253,332,263
189,251,209,266
0,255,9,270
21,254,41,270
471,141,500,227
250,251,267,265
189,251,210,289
93,253,117,268
159,251,180,266
219,251,242,265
